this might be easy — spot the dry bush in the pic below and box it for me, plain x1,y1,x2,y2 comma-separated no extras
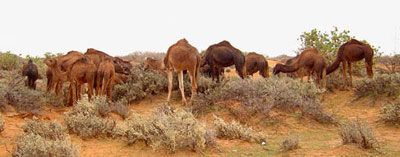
13,119,78,157
379,102,400,124
112,65,168,102
111,98,131,119
124,104,214,153
0,113,4,133
0,70,44,114
378,55,400,74
64,97,117,138
12,133,79,157
325,73,347,91
22,118,67,141
121,51,165,63
280,135,299,151
213,115,267,143
354,74,400,100
0,52,24,71
339,118,378,149
191,77,335,124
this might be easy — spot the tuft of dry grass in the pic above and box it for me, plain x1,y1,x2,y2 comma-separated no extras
280,135,299,151
379,102,400,124
339,117,378,149
22,118,67,141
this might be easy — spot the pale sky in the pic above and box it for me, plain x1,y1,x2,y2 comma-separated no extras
1,0,400,57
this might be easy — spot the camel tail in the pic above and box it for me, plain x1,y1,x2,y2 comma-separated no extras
263,60,269,78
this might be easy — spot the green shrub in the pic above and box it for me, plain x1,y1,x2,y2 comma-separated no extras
0,70,44,113
213,115,267,143
339,118,378,149
64,97,117,138
0,113,4,133
0,52,23,71
191,77,335,124
124,104,214,153
354,74,400,100
379,102,400,124
280,135,299,151
22,118,67,140
12,133,79,157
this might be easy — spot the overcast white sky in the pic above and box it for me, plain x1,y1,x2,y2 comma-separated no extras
1,0,399,57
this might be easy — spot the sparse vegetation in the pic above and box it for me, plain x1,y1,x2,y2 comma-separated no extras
0,70,43,113
0,113,4,133
339,118,378,149
380,102,400,124
213,115,267,143
354,74,400,100
13,119,78,157
280,135,299,151
0,52,24,71
124,104,214,153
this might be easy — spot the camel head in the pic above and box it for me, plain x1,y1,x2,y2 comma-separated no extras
113,59,130,75
44,58,57,67
273,63,284,75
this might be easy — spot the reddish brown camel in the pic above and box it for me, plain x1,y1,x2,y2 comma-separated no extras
69,56,97,106
201,40,247,82
164,38,200,105
143,57,166,75
284,55,312,81
245,52,269,78
97,57,115,99
113,73,129,85
326,39,374,87
22,60,39,90
273,48,326,88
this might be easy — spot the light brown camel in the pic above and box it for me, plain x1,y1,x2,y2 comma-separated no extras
69,56,97,106
97,57,115,99
326,39,374,87
273,48,326,88
44,58,72,99
245,52,269,78
164,38,200,105
201,40,247,82
284,55,312,81
22,60,39,90
143,57,165,74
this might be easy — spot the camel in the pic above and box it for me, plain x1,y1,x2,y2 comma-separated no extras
45,67,53,94
69,56,97,106
326,39,374,87
273,48,326,88
245,52,269,78
97,58,115,99
164,38,200,105
200,64,224,79
201,40,246,82
22,60,39,90
143,57,165,74
113,73,129,85
284,55,312,81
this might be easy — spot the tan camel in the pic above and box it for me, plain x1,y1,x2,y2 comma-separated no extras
97,57,115,99
326,39,374,87
69,56,97,106
44,58,71,99
284,55,312,81
273,48,326,88
164,38,200,105
245,52,269,78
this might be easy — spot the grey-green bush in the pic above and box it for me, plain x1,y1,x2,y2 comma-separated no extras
213,115,267,143
124,104,214,153
380,102,400,124
0,70,43,113
280,135,299,151
354,74,400,100
22,118,67,140
339,118,378,149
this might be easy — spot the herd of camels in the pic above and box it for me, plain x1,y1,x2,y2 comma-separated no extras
21,38,374,105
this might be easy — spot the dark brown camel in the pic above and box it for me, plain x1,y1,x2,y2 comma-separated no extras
22,60,39,90
69,56,97,106
326,39,374,87
273,48,326,88
200,64,224,78
45,67,53,94
202,41,246,82
164,38,200,105
97,58,115,99
245,52,269,78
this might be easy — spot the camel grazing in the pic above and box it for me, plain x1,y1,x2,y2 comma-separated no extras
284,55,312,81
97,58,115,99
326,39,374,87
22,60,39,90
113,73,129,85
85,48,131,74
164,38,200,105
69,56,97,106
245,52,269,78
273,48,326,88
201,40,246,82
200,64,224,78
143,57,166,74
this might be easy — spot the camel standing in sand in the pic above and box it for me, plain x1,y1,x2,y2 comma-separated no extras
201,40,246,82
97,58,115,99
22,60,39,90
245,52,269,78
273,48,326,88
164,39,200,105
326,39,374,87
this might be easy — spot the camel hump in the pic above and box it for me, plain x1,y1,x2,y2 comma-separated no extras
176,38,189,44
217,40,232,47
347,39,364,45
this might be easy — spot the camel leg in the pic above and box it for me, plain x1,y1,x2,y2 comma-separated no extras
88,81,94,102
348,62,353,87
216,68,220,83
178,71,187,105
108,80,113,100
96,73,101,96
322,68,326,89
188,70,197,103
316,71,321,88
71,83,77,106
307,70,312,82
366,59,374,78
342,61,347,86
167,70,173,103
